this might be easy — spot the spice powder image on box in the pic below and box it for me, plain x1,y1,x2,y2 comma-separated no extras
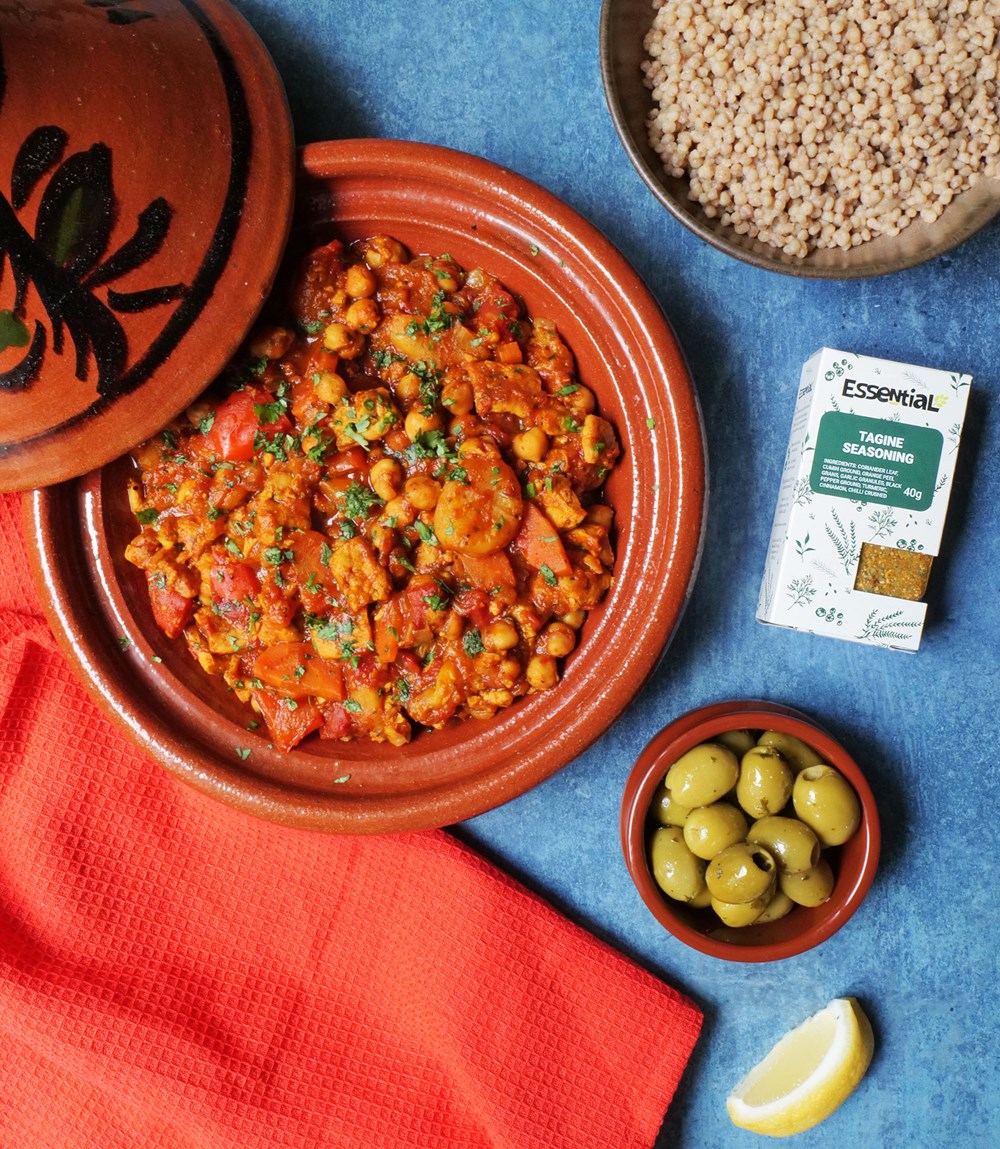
757,348,971,652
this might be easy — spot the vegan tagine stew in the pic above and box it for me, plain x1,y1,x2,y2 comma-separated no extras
124,235,621,751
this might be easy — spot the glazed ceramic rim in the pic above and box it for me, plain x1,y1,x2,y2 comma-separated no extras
621,701,880,961
598,0,1000,279
24,138,707,835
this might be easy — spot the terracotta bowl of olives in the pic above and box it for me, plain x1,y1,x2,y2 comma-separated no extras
620,701,880,962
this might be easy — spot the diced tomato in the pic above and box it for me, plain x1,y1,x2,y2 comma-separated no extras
473,287,520,342
145,573,195,639
400,574,442,635
324,447,368,477
258,571,297,628
511,503,572,576
345,652,390,691
452,588,491,630
304,346,340,377
320,702,353,741
251,689,323,753
288,529,338,614
396,651,422,678
203,388,292,462
210,554,258,605
252,641,346,701
457,551,516,592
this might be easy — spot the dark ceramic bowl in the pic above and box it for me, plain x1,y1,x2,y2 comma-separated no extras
25,139,707,835
600,0,1000,278
621,701,880,961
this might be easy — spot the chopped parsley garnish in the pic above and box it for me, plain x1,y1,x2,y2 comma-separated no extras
135,507,159,525
342,480,383,518
405,291,457,340
540,564,558,586
462,628,485,657
414,520,440,547
404,428,457,466
372,347,405,371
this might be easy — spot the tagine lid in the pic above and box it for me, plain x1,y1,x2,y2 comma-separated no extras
0,0,295,492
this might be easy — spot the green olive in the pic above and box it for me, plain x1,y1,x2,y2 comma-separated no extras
649,780,693,828
649,826,707,903
736,746,793,819
757,729,827,773
711,892,770,927
705,842,777,904
747,815,821,874
683,802,748,860
715,728,757,757
792,765,861,846
779,857,835,907
665,742,740,807
754,889,796,924
688,883,713,909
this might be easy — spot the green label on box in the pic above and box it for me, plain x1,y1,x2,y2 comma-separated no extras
810,412,942,511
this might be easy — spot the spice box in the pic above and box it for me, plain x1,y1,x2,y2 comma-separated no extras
757,347,971,651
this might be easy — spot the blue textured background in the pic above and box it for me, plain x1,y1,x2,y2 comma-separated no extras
230,1,999,1144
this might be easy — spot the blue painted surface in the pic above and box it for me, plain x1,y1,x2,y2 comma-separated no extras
231,1,999,1144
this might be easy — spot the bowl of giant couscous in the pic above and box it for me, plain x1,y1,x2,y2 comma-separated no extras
600,0,1000,277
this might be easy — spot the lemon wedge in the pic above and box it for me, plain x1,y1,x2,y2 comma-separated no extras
726,997,874,1137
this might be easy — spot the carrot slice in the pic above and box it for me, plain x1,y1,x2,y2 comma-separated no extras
252,641,345,701
511,503,572,576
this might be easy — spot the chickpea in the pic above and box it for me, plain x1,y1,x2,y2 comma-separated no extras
313,369,347,405
440,379,475,417
482,619,519,652
538,620,576,659
382,496,415,528
370,458,403,502
458,436,500,460
564,384,596,416
404,475,441,512
185,398,214,428
322,322,353,353
559,609,587,629
344,262,377,298
248,324,294,360
526,653,559,691
512,426,549,462
441,612,464,642
394,373,423,406
405,409,444,441
344,298,380,333
361,235,407,268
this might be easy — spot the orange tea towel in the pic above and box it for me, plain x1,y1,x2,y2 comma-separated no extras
0,490,701,1148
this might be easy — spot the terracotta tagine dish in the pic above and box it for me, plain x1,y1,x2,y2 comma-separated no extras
0,0,295,490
